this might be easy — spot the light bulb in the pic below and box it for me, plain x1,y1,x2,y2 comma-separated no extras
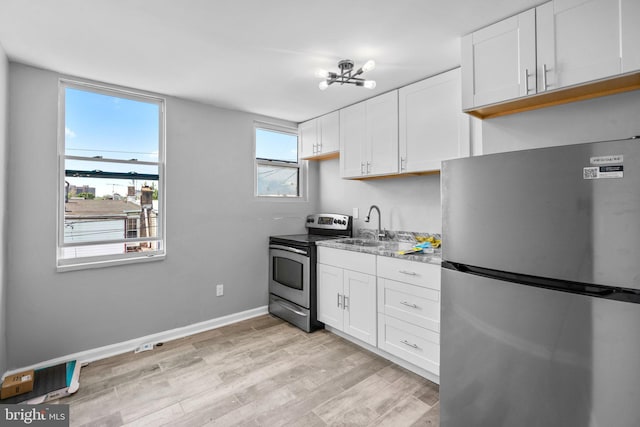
362,60,376,73
363,80,376,89
319,80,329,90
315,69,329,79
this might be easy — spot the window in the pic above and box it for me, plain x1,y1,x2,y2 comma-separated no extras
255,124,301,197
58,80,165,270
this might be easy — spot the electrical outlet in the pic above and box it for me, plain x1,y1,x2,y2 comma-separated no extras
216,284,224,297
353,207,359,219
134,343,154,353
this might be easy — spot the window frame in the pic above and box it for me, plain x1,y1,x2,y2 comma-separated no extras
253,122,305,200
57,78,167,271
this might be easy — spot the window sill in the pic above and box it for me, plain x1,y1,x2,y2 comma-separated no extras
255,195,308,202
57,252,166,273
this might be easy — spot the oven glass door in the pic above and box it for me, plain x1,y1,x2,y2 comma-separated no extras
269,246,310,308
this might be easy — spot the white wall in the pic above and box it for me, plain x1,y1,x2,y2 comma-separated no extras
316,89,640,238
0,43,8,376
5,63,318,369
482,90,640,153
318,158,442,234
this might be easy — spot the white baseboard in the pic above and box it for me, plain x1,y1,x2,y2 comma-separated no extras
2,305,268,380
325,326,440,385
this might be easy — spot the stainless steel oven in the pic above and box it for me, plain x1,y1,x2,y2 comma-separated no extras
269,213,352,332
269,244,310,309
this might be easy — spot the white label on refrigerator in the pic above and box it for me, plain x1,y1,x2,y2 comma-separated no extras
583,165,623,179
590,155,623,165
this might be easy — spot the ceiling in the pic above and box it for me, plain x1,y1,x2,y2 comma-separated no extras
0,0,543,123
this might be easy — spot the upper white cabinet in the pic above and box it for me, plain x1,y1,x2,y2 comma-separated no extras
536,0,621,92
339,102,367,178
365,91,399,176
299,111,340,160
298,119,317,159
399,69,469,173
621,0,640,73
461,9,536,110
340,91,399,179
462,0,640,118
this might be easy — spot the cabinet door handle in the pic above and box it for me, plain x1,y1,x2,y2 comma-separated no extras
343,295,349,311
524,68,532,94
366,161,371,174
337,293,342,308
401,339,419,349
399,270,417,276
361,162,365,174
317,142,322,153
400,157,406,171
400,301,419,309
542,64,549,91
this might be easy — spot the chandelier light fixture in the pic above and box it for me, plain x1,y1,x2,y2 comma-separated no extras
316,59,376,90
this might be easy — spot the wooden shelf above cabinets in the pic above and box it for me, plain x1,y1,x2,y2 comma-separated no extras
465,70,640,120
343,169,440,181
465,72,640,119
300,151,339,161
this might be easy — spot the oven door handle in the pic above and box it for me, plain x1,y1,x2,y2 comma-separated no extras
273,298,309,317
269,245,308,256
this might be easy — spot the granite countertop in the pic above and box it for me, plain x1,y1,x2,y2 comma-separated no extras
316,229,442,266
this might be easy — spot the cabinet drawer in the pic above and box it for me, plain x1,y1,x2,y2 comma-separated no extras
317,247,376,274
378,278,440,332
377,256,440,289
378,314,439,375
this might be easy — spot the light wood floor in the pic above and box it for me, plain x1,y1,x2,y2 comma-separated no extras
56,314,439,426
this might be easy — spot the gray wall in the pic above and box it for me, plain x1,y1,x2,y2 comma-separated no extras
482,90,640,153
318,159,443,234
0,43,8,375
5,63,317,369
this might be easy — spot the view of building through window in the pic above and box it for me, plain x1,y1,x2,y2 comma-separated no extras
255,126,300,197
59,83,164,266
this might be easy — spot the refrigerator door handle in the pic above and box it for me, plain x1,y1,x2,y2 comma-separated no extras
441,261,639,302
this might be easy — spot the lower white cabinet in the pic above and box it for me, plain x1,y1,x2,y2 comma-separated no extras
377,314,440,375
342,270,377,345
377,257,441,375
317,248,377,346
317,263,344,329
317,247,441,377
377,278,440,332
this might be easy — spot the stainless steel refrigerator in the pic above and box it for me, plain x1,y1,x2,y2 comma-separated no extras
440,137,640,427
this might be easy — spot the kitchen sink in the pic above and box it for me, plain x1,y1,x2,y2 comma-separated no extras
335,238,382,247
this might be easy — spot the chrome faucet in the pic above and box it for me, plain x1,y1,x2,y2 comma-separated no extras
365,205,385,240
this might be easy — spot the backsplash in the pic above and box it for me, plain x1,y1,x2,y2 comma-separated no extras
357,228,442,244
